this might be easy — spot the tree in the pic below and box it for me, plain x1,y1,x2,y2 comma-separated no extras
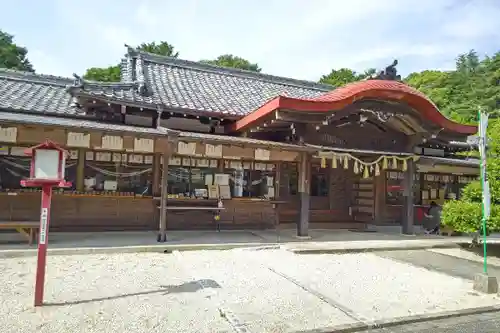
319,68,376,87
83,41,180,82
404,50,500,123
200,54,261,72
136,41,179,58
0,30,34,72
83,65,121,82
441,119,500,236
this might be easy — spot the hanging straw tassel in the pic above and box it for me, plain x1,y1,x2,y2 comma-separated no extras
343,155,349,169
320,157,326,168
402,159,408,171
332,156,337,168
375,163,380,176
382,157,388,169
354,160,359,174
363,165,370,178
392,156,398,169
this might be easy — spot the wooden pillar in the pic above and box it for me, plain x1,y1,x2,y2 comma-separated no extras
297,152,310,237
157,153,169,242
402,159,416,235
76,149,85,192
152,154,161,196
373,169,386,224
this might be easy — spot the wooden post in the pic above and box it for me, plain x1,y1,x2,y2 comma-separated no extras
152,154,161,196
75,149,85,192
402,159,415,235
373,169,386,224
157,153,168,242
297,152,310,237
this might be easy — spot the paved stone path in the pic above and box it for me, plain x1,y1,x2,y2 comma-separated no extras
376,250,500,280
359,310,500,332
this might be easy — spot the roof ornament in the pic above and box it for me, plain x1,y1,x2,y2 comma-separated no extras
369,59,401,81
124,43,137,55
135,54,147,95
72,73,84,87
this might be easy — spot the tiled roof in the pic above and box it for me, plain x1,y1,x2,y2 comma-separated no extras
0,111,178,137
70,46,332,116
0,68,77,116
0,110,313,150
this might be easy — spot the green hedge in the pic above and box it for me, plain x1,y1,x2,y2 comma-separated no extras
441,201,500,233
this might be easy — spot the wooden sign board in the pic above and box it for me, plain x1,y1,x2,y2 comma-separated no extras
0,127,17,143
270,150,299,162
67,132,90,148
177,141,196,155
205,144,223,158
223,146,253,160
134,138,154,153
101,135,123,150
255,148,270,161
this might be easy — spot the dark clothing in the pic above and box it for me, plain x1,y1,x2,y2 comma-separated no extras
424,205,442,231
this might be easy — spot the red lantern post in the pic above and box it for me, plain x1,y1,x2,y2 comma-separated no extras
21,140,71,307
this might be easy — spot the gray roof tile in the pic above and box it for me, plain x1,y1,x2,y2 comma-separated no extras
0,111,177,137
0,68,78,116
72,47,333,116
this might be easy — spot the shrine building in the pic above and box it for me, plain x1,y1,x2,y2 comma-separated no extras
0,46,479,239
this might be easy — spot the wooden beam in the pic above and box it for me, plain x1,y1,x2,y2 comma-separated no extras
274,110,329,124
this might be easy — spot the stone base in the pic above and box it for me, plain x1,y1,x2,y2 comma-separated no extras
473,273,498,294
294,235,312,240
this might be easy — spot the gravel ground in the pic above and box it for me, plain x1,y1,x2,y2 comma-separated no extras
1,249,500,333
259,250,500,321
0,254,233,333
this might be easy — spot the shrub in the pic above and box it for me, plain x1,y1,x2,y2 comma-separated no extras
460,181,482,203
441,200,500,233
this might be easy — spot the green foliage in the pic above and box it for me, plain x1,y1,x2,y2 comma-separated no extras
404,50,500,123
460,181,482,203
200,54,261,72
442,118,500,233
84,42,261,80
83,41,179,82
0,30,34,72
442,201,500,234
83,65,121,82
319,68,376,86
136,41,179,58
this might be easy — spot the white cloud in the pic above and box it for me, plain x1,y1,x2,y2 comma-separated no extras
23,0,500,80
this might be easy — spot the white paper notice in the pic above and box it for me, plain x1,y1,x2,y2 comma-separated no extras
104,180,118,191
205,174,213,186
39,208,48,245
214,174,229,186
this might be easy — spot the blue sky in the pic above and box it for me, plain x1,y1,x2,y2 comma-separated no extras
2,0,499,81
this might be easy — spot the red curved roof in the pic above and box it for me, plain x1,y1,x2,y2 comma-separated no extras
231,80,477,135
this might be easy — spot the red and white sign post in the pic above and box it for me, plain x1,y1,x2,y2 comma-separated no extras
21,140,71,307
